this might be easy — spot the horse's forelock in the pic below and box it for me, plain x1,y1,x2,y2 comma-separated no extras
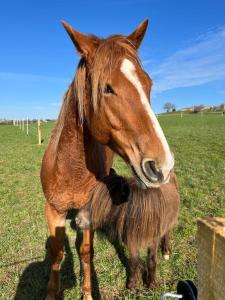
73,36,139,121
91,36,139,108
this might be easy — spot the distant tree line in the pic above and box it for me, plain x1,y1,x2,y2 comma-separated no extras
163,102,225,113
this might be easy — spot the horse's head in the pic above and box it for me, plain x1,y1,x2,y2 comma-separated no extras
62,20,174,188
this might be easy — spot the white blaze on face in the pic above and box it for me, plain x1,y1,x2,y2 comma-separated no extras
120,58,174,179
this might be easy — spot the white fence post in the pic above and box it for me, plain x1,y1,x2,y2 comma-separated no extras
26,117,29,135
38,119,42,145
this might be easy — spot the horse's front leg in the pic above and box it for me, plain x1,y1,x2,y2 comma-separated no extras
45,201,66,300
147,240,159,290
126,245,140,290
80,229,94,300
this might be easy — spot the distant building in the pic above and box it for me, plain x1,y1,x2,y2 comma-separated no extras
212,104,225,111
201,105,213,111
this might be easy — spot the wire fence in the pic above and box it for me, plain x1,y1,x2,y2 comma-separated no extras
12,111,224,144
13,118,42,145
157,111,225,118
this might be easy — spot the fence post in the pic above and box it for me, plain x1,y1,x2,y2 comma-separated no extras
38,119,42,145
180,112,183,118
22,119,24,131
26,117,29,135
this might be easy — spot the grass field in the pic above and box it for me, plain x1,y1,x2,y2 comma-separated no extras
0,114,225,299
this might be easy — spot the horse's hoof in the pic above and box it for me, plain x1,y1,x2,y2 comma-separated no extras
83,293,93,300
45,285,58,300
148,281,158,291
126,280,138,290
163,254,170,260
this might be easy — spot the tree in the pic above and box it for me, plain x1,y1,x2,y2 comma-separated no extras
171,104,176,112
163,102,176,113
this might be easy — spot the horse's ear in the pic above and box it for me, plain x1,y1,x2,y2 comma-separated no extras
127,19,149,49
61,20,99,59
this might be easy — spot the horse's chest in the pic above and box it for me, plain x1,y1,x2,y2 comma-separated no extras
47,173,97,212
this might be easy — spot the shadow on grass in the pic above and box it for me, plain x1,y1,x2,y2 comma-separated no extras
15,209,102,300
14,234,76,300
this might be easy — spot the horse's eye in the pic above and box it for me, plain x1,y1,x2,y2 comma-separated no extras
104,84,114,94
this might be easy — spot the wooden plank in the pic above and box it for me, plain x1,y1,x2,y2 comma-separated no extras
197,217,225,300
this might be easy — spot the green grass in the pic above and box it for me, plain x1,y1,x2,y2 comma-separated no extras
0,114,225,299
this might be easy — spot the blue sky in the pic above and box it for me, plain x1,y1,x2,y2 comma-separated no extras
0,0,225,119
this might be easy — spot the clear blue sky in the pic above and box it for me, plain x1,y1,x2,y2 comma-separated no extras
0,0,225,119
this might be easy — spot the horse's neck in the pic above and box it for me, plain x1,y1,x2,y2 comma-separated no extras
51,88,112,181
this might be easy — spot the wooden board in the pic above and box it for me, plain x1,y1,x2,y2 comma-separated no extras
197,217,225,300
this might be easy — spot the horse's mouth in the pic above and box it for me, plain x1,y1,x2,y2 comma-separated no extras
131,166,148,189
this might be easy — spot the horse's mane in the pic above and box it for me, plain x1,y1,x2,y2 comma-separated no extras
88,172,179,248
50,35,140,147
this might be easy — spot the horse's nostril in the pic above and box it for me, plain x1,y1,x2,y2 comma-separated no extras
142,160,163,183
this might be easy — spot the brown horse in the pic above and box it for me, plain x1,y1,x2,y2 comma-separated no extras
76,168,180,290
41,19,174,300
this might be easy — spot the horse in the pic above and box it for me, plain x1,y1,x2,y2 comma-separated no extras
40,19,174,300
76,168,180,290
